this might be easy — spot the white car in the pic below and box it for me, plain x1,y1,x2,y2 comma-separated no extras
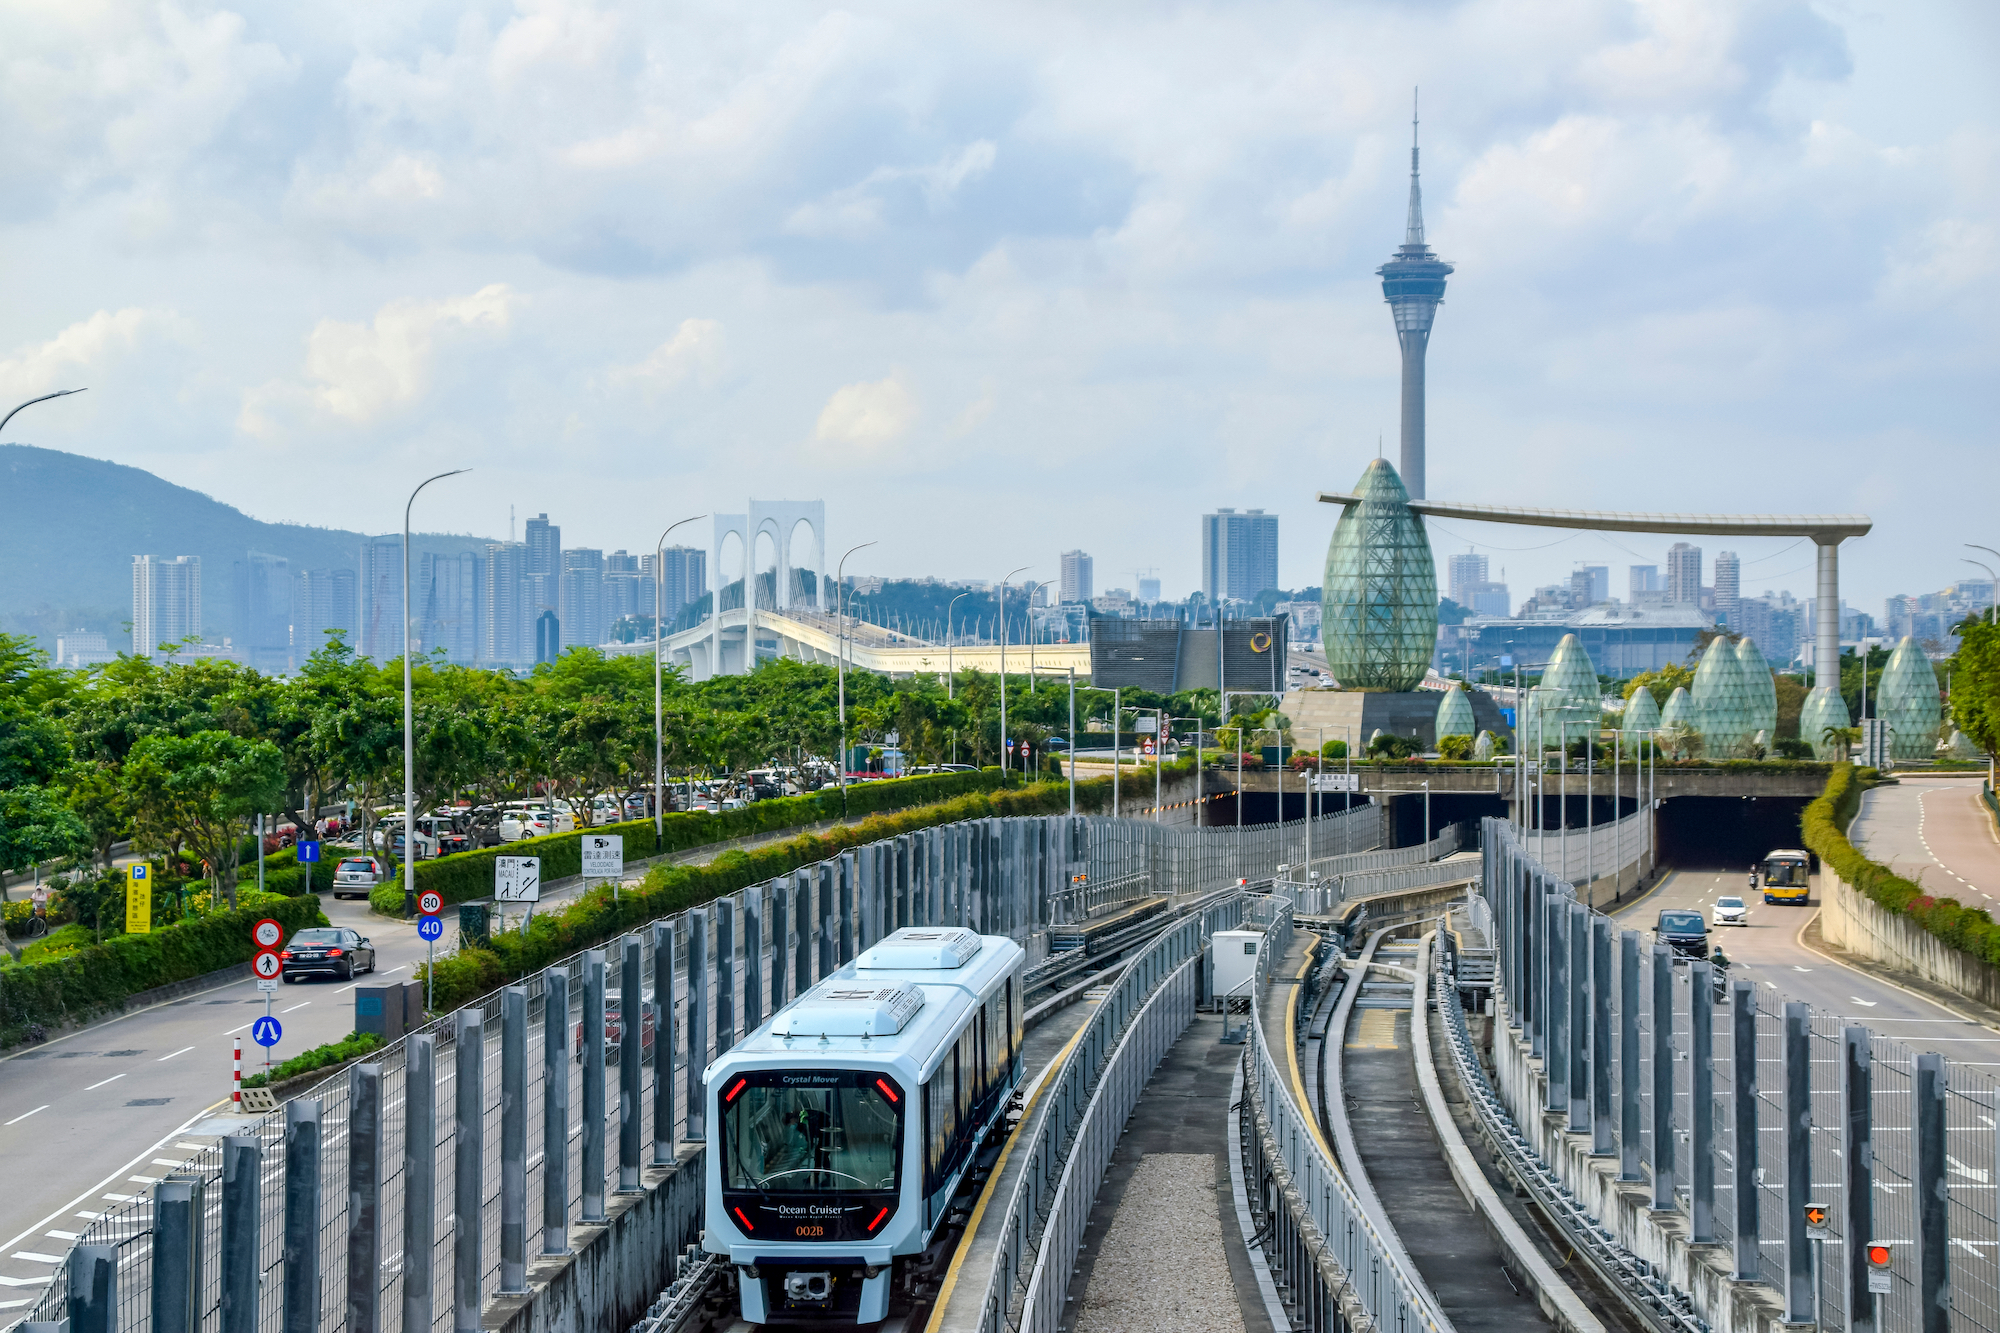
1713,895,1749,927
499,804,576,841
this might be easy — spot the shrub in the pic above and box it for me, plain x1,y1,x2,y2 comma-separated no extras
0,894,329,1049
1801,763,2000,969
1436,735,1474,761
416,775,1119,1010
241,1030,382,1089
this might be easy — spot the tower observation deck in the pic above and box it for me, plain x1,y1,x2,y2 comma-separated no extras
1377,93,1453,501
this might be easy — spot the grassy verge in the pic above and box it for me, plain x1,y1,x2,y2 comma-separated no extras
1801,763,2000,969
242,1030,382,1089
416,774,1119,1011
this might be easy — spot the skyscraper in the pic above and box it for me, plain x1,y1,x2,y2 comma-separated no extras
1201,509,1279,605
1446,551,1488,607
560,548,605,649
1713,551,1741,628
482,542,529,668
1060,550,1094,604
644,546,707,630
294,568,357,656
358,537,404,662
1666,543,1703,605
132,555,201,657
1580,565,1609,606
417,551,482,664
231,550,292,673
1376,94,1453,501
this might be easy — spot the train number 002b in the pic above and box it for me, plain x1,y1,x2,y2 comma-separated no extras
793,1225,825,1238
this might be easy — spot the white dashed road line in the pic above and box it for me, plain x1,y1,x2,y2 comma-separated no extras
157,1046,195,1062
2,1107,48,1127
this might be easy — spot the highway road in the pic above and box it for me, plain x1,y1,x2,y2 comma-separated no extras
1850,776,2000,907
0,873,606,1309
1609,866,2000,1071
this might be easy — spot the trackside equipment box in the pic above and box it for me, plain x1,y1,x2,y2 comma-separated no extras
1213,929,1266,1000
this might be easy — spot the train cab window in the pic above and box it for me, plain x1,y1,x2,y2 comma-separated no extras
720,1069,902,1195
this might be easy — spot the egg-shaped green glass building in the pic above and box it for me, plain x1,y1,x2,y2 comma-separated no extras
1659,685,1696,735
1322,459,1438,692
1691,636,1755,757
1734,637,1779,749
1877,636,1942,761
1435,683,1476,739
1621,685,1661,735
1800,685,1852,760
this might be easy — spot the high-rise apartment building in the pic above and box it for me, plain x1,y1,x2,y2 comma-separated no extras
1628,565,1660,594
1446,552,1488,607
232,550,292,673
294,569,358,656
559,548,605,649
1060,550,1094,604
1579,565,1609,606
1137,577,1161,603
644,546,707,630
482,542,529,669
524,514,560,579
1469,582,1510,618
1713,551,1741,628
1666,543,1703,605
132,555,201,657
1200,509,1279,605
357,537,406,662
417,551,482,665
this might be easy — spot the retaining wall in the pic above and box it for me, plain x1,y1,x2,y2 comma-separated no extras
1817,867,2000,1011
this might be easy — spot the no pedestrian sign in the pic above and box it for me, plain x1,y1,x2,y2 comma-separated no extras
252,951,282,980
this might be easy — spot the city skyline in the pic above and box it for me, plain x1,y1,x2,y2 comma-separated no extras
0,5,1986,618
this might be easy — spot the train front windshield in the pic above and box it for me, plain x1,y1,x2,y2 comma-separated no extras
1763,856,1810,888
723,1070,902,1196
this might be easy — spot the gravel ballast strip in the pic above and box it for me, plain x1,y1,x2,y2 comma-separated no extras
1074,1153,1246,1333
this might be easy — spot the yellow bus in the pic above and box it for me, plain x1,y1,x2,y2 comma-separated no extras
1755,849,1812,905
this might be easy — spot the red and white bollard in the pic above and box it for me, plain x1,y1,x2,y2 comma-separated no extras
233,1036,242,1106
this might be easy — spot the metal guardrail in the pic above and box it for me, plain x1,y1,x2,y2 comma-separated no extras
968,893,1248,1333
1240,920,1452,1332
1268,823,1473,917
1296,820,1463,879
1481,816,1997,1332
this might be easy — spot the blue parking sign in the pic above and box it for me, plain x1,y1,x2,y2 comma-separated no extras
417,914,444,942
297,841,320,863
251,1016,282,1047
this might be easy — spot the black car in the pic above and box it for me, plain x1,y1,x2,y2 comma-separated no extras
280,927,378,981
1655,909,1710,962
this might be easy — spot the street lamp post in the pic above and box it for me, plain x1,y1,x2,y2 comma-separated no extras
946,591,971,697
1169,716,1204,829
998,565,1033,776
0,388,87,436
403,468,470,916
653,514,706,841
835,541,878,818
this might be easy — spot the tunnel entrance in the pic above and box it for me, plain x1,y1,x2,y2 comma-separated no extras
1656,796,1810,870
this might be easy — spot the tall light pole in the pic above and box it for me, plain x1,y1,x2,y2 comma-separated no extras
654,514,706,840
1966,550,1999,625
0,388,87,435
1170,717,1205,827
998,565,1032,775
946,591,971,697
835,541,878,816
403,468,469,916
1023,580,1046,691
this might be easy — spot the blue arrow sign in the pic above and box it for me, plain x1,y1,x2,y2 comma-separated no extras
296,840,320,863
251,1016,283,1047
417,914,444,942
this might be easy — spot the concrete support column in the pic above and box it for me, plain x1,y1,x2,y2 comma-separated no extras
222,1136,261,1333
1649,944,1674,1211
716,898,737,1056
1689,961,1714,1243
652,921,676,1165
404,1034,436,1333
686,910,709,1141
619,934,643,1193
1567,901,1588,1127
1842,1025,1875,1332
282,1099,323,1333
1731,978,1759,1279
500,985,528,1292
1915,1052,1948,1333
1590,915,1613,1155
453,1008,484,1333
347,1063,383,1332
1783,1002,1814,1322
152,1177,204,1333
792,873,812,998
66,1247,117,1333
581,949,608,1221
744,888,764,1035
541,967,571,1254
1546,896,1567,1115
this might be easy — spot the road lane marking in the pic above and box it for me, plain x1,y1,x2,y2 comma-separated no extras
83,1074,127,1091
9,1253,63,1265
157,1046,195,1061
127,1175,162,1185
174,1141,205,1150
150,1159,186,1168
1849,997,1878,1007
3,1106,49,1126
0,1296,38,1308
0,1275,52,1288
281,1003,310,1014
224,1022,255,1035
43,1231,78,1241
72,1214,101,1223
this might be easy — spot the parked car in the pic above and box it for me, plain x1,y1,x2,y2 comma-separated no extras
1655,908,1711,962
499,803,576,841
280,927,377,982
332,856,385,900
575,990,659,1063
1712,895,1748,927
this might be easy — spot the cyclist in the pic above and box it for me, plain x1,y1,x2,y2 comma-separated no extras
27,884,50,938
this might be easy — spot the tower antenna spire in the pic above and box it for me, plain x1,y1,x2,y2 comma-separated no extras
1405,86,1425,247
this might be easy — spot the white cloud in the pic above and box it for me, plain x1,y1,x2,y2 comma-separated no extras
239,285,515,437
608,318,725,393
814,372,919,451
0,309,182,399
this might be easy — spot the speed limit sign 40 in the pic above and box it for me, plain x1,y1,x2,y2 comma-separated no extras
252,918,284,949
417,889,444,916
252,950,283,980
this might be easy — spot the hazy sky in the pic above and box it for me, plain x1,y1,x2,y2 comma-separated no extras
2,0,1994,614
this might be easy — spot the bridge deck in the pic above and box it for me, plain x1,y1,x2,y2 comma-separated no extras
1054,1009,1275,1333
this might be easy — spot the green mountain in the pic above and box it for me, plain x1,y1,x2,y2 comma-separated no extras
0,444,497,650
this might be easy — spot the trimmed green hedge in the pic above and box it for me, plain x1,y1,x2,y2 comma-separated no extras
417,775,1120,1010
1801,763,2000,969
372,770,1015,915
241,1030,381,1089
0,894,330,1049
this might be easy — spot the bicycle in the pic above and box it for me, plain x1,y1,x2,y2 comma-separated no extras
21,913,49,940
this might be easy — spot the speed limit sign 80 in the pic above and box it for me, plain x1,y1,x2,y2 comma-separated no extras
417,889,444,916
252,918,284,949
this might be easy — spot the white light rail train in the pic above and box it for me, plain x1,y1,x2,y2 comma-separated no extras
703,926,1025,1324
